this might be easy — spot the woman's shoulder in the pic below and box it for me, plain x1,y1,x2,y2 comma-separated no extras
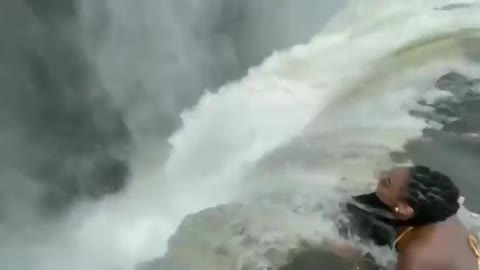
398,221,475,270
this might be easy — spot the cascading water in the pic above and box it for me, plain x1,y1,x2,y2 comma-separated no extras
3,0,480,270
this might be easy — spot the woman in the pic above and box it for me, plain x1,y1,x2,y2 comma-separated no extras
344,165,480,270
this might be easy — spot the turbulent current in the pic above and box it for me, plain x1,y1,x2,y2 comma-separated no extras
2,0,480,270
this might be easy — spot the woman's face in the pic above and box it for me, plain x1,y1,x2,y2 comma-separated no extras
375,167,414,220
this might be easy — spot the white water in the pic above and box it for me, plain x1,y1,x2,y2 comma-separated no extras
5,1,480,270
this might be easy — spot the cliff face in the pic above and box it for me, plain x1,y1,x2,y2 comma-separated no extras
0,0,130,219
135,203,334,270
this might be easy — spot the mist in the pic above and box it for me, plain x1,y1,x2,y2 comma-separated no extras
0,0,343,269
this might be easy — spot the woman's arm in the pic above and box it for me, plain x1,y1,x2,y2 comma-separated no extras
397,248,438,270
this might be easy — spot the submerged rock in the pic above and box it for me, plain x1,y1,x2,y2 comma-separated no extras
137,186,480,270
277,249,377,270
136,199,394,270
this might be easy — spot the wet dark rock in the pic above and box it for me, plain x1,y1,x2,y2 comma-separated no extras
435,3,475,11
436,71,471,91
403,71,480,211
435,71,475,98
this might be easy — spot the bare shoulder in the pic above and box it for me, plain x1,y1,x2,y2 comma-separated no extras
397,243,444,270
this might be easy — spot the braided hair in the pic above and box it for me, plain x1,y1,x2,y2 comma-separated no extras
405,165,460,225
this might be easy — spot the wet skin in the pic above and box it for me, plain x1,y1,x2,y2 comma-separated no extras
377,167,478,270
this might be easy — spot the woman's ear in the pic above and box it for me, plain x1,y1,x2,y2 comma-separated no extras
396,203,414,220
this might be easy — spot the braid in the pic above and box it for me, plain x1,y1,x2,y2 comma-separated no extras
405,165,460,224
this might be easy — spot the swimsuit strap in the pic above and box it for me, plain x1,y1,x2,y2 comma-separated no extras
468,235,480,266
393,226,414,249
468,234,480,269
469,235,480,257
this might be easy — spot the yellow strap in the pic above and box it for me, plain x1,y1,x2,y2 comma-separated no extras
467,234,480,270
468,235,480,257
393,226,414,248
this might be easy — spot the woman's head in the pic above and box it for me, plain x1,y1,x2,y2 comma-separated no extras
375,165,460,225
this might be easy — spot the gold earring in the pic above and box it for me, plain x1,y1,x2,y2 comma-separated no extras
395,207,399,212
